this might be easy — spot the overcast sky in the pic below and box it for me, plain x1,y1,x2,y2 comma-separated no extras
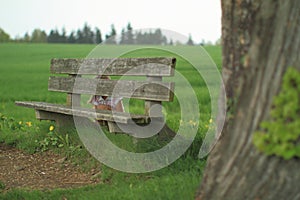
0,0,221,43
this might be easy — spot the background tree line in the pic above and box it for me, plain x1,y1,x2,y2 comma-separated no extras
0,22,198,45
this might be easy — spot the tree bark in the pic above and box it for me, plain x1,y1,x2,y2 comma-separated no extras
196,1,300,200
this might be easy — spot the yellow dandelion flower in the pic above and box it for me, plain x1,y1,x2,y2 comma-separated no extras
49,125,55,131
26,121,32,127
19,121,22,125
205,124,209,128
209,118,213,123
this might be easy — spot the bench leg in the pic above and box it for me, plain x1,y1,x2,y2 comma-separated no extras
36,110,75,129
107,122,121,133
157,124,176,141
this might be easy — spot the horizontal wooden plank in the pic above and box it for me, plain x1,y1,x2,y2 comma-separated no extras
15,101,157,124
50,57,176,76
48,76,174,102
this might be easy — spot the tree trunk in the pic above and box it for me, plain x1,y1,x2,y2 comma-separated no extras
196,1,300,200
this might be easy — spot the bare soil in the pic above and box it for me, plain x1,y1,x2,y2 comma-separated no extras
0,143,101,191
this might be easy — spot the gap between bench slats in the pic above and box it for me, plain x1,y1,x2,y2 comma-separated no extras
48,76,174,102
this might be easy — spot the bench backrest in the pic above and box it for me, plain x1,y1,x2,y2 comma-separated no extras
48,57,176,115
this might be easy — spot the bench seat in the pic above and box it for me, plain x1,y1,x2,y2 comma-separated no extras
15,101,156,124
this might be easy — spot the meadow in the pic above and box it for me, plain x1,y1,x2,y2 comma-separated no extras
0,43,221,199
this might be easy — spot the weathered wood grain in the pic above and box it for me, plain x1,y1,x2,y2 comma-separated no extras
145,76,163,116
66,74,81,106
15,101,154,124
48,76,174,102
36,110,75,127
50,57,176,76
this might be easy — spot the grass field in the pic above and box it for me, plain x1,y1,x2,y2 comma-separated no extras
0,43,221,199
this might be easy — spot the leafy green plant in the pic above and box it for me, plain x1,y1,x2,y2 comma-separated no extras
0,181,5,191
253,67,300,159
36,125,65,152
0,113,44,153
36,125,83,160
0,114,32,131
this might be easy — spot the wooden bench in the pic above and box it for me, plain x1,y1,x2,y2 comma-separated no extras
15,57,176,136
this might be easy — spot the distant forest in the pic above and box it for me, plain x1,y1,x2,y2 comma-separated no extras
0,23,200,45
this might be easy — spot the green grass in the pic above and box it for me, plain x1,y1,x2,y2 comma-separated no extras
1,156,205,200
0,43,94,120
0,43,221,199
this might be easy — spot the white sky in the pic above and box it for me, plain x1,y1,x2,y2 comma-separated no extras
0,0,221,43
